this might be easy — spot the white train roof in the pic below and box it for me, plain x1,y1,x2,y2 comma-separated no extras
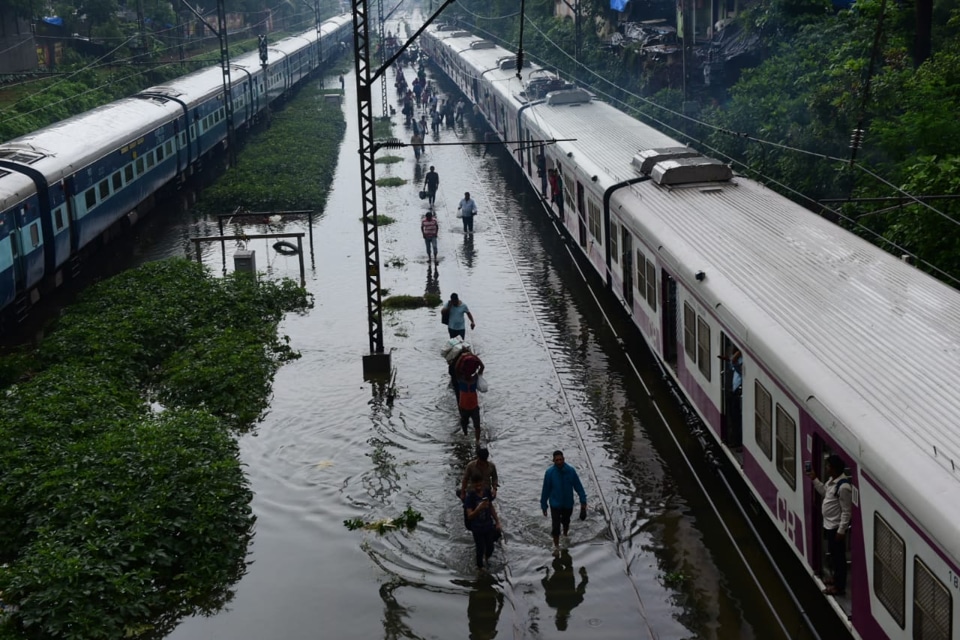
0,97,183,183
0,171,37,209
426,24,960,562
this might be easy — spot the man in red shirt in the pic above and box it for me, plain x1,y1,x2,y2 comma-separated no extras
421,211,438,262
455,346,485,445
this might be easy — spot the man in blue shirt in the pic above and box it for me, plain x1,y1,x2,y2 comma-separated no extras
443,292,475,339
540,450,587,548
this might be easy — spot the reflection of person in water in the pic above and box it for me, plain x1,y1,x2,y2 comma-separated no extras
541,549,588,631
466,574,504,640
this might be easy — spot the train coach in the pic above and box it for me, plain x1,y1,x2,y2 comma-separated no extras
422,25,959,640
0,14,352,323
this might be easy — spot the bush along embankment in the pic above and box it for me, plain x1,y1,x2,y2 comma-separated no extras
0,258,312,639
194,78,347,215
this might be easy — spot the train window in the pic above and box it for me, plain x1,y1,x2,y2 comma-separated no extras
683,303,697,359
754,382,773,459
136,157,145,174
696,317,711,380
124,165,134,182
147,152,155,169
636,249,647,294
85,188,96,210
645,260,657,311
179,132,186,147
588,201,602,243
165,140,174,156
53,207,65,231
610,221,619,264
156,145,165,162
98,179,109,200
190,125,196,140
112,171,122,191
563,170,575,211
913,557,952,639
29,223,40,247
874,513,906,628
775,405,796,489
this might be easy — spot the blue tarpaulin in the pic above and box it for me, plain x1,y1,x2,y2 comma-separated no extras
610,0,629,10
43,16,64,25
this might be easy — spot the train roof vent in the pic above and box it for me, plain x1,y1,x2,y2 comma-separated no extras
451,31,473,38
0,148,45,164
545,88,592,105
498,56,517,70
470,40,496,49
651,157,733,186
632,147,699,175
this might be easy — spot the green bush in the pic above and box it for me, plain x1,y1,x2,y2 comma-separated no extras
0,258,312,638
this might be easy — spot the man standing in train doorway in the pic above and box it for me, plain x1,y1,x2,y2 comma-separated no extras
808,454,853,596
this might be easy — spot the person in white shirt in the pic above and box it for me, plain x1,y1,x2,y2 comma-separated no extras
808,454,853,596
457,192,477,234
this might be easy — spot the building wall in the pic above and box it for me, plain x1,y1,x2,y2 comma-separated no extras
0,9,38,73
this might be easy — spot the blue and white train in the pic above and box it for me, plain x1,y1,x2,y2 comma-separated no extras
0,14,353,321
422,25,959,640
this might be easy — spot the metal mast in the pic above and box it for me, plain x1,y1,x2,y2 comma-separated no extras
352,0,391,376
377,0,388,117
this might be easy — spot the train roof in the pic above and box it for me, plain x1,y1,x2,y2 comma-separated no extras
0,97,183,182
0,171,37,210
425,24,960,561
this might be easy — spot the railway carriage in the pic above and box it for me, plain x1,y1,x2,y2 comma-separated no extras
423,24,960,640
0,14,352,323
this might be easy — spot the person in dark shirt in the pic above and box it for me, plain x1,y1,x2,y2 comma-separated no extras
463,478,501,571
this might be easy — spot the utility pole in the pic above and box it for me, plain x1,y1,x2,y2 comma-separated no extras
178,0,238,166
559,0,580,60
352,0,457,377
377,0,388,117
258,35,270,123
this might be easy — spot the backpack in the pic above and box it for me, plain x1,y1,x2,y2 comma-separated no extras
440,305,450,325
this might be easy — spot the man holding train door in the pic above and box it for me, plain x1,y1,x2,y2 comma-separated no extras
807,454,853,597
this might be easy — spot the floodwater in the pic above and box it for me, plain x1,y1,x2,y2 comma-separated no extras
98,33,854,640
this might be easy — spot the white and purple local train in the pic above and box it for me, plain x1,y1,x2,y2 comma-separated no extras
422,25,958,640
0,14,353,320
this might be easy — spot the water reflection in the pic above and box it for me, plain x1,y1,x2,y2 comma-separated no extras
379,579,419,640
453,576,504,640
541,549,588,631
425,262,440,298
461,232,475,268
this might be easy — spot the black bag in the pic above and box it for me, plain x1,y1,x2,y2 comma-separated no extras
419,190,427,200
441,306,450,325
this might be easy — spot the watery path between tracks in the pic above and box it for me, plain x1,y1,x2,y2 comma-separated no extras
163,26,830,639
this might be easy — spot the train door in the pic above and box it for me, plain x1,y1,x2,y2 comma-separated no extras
661,271,678,369
720,332,743,449
9,230,23,287
621,227,633,308
576,181,586,246
809,436,853,599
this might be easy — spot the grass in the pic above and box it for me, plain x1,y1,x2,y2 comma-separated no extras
382,294,442,309
376,177,406,187
375,155,403,164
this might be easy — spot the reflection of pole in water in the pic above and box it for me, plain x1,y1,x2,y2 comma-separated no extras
541,549,588,631
425,262,440,298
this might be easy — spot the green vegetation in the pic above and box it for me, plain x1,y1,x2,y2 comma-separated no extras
453,0,960,283
0,259,311,639
343,507,425,535
373,119,395,140
0,35,271,143
194,80,345,214
375,155,404,164
376,177,407,187
383,294,442,309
